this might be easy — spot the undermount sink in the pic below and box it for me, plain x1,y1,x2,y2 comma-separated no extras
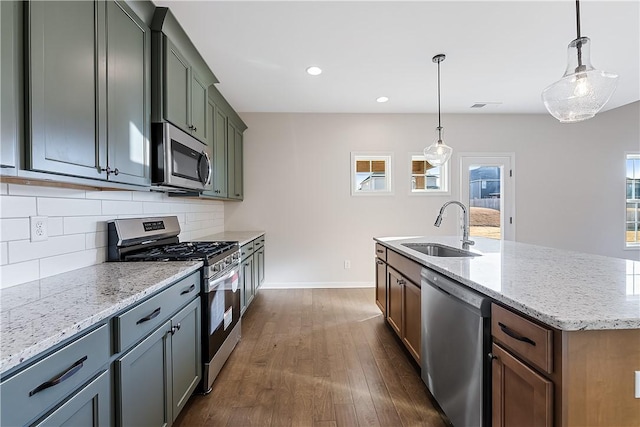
402,243,480,258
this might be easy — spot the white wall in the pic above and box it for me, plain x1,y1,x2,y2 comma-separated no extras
225,102,640,288
0,185,224,288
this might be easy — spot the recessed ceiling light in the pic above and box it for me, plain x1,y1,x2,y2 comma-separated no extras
376,96,389,103
306,66,322,76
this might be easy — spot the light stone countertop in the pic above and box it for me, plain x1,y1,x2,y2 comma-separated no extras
199,231,265,246
375,236,640,331
0,261,202,376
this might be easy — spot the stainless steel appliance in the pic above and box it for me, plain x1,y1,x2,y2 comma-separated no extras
107,216,240,394
152,122,211,191
421,268,491,427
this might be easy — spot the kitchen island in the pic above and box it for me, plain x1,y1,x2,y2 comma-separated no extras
374,236,640,426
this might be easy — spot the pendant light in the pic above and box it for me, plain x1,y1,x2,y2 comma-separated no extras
424,54,452,166
541,0,618,123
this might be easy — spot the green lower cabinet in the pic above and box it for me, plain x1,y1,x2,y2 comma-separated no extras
254,246,265,291
116,319,172,427
33,370,111,427
115,297,201,427
242,256,254,313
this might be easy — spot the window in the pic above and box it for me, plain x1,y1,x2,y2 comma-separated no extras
351,153,392,195
410,154,449,194
626,154,640,248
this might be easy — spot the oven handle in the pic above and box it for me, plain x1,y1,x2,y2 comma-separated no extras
207,265,239,293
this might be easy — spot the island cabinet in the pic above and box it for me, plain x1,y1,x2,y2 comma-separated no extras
114,270,201,426
151,7,218,144
491,303,640,427
384,249,422,364
374,243,387,316
26,0,151,186
0,324,111,427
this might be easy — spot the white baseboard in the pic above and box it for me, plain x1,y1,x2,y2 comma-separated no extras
260,281,374,289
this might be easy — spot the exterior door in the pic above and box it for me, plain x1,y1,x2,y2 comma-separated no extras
460,154,515,241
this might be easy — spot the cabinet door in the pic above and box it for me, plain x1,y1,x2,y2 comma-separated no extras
171,298,201,421
233,128,244,199
402,280,421,363
33,370,110,427
492,343,553,427
256,247,265,288
387,267,403,336
375,258,387,316
190,70,208,142
227,122,236,199
202,98,215,194
106,0,150,186
28,0,106,179
164,37,190,133
1,0,21,171
116,320,172,427
212,104,228,197
243,256,255,308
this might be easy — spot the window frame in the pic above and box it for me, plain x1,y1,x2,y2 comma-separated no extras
625,152,640,250
408,152,451,196
350,152,393,196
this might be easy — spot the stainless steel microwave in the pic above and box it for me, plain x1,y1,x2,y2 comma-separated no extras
152,122,211,191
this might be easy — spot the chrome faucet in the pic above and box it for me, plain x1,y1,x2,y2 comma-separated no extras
434,201,475,249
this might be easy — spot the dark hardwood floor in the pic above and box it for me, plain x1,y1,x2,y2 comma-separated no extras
174,288,449,427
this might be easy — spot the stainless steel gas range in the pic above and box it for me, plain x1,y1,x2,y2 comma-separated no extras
107,216,241,393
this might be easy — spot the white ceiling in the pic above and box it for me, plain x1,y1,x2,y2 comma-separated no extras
154,1,640,114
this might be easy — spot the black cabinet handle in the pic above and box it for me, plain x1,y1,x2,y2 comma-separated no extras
29,356,88,396
136,307,161,324
169,323,181,335
376,260,384,265
180,284,196,295
498,322,536,346
376,249,383,253
113,168,119,176
488,352,497,361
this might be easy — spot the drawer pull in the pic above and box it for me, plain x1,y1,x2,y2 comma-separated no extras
180,284,196,295
376,260,384,265
376,249,383,253
136,307,161,324
169,323,181,335
498,322,536,346
29,355,88,396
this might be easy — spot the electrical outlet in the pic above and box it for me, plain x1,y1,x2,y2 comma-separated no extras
344,260,351,269
30,216,48,242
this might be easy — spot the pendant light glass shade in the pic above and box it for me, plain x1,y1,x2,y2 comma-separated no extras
423,54,452,166
424,128,452,166
542,37,618,123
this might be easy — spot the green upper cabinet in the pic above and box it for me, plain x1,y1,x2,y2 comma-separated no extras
229,123,244,200
106,0,151,186
202,97,226,198
27,0,106,180
152,7,217,144
27,0,151,186
1,0,22,174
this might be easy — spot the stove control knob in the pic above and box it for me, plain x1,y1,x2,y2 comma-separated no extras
213,263,221,273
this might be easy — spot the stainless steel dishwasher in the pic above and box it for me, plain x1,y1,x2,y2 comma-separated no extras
421,268,491,427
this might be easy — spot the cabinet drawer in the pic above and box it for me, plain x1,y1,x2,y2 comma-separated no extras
240,242,254,260
253,236,265,250
387,249,421,287
0,324,109,427
375,243,387,261
491,304,553,374
114,271,200,352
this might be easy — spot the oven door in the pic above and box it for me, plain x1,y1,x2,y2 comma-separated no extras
152,122,211,191
204,265,240,362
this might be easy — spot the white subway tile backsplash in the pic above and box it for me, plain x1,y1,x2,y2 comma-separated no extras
0,196,37,218
64,216,112,234
85,191,134,201
101,200,143,215
1,242,7,265
39,249,105,280
8,184,86,199
1,260,39,288
48,217,64,236
38,198,101,217
8,234,86,263
0,184,225,286
0,218,30,241
85,231,107,249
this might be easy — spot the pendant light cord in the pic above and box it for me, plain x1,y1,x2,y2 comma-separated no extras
437,58,442,140
575,0,583,68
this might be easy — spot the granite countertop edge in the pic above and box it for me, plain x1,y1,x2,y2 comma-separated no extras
0,262,203,376
374,236,640,331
